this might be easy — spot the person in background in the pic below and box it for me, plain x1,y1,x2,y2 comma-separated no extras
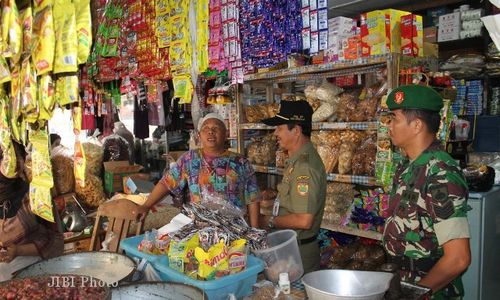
383,85,471,299
114,121,135,164
259,101,327,274
49,133,61,150
137,113,260,227
0,141,64,282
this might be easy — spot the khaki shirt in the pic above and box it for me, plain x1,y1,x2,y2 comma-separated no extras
277,141,327,240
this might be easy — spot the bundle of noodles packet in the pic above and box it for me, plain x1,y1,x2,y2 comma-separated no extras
168,234,199,275
29,184,54,222
32,6,55,74
173,75,193,104
195,241,230,280
53,0,77,73
1,1,11,55
72,103,82,132
75,0,91,64
0,137,17,178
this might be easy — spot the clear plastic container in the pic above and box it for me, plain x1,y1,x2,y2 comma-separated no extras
252,229,304,283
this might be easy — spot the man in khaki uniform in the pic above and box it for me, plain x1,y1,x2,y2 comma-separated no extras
260,100,327,273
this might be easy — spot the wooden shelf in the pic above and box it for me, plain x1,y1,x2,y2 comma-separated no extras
321,221,383,240
240,122,378,131
243,54,392,82
252,164,378,185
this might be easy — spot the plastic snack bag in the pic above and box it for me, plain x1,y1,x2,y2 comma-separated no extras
33,0,54,13
195,241,229,280
74,137,86,187
55,75,79,106
8,0,22,65
37,74,55,121
74,0,91,64
53,0,77,73
32,6,55,74
0,57,11,84
20,7,33,54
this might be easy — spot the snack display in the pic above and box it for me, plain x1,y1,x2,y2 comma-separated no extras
247,134,276,165
82,141,103,175
244,103,278,123
75,174,106,207
351,134,377,176
323,183,356,224
51,146,75,195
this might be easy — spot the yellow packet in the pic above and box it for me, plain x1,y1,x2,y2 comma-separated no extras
10,65,22,120
29,129,54,188
173,75,193,104
1,2,12,55
55,75,79,106
0,136,17,178
195,241,229,280
75,0,91,64
32,6,55,75
0,56,11,84
20,58,38,122
228,239,247,274
8,0,22,65
72,102,82,132
20,7,33,54
74,137,86,187
38,74,55,121
53,0,77,73
29,184,54,222
33,0,54,13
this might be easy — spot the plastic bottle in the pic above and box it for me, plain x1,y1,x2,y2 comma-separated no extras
278,272,291,295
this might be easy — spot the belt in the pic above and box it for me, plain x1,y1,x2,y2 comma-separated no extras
390,256,439,273
298,235,318,245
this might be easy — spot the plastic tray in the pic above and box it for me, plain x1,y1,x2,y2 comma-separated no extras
154,255,264,300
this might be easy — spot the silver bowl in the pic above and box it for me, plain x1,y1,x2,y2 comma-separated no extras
302,270,393,300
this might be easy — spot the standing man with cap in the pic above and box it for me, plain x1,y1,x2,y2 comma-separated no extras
138,113,260,227
260,100,326,274
383,85,470,299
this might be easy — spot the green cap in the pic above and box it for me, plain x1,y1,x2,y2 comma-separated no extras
387,85,443,112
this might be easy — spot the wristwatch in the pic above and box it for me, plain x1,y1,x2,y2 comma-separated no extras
268,216,275,229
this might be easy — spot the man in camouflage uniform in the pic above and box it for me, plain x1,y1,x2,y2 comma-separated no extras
260,100,327,274
383,85,471,299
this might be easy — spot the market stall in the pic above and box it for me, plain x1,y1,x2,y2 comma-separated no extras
1,0,499,299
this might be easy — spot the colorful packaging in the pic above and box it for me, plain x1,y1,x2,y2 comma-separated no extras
32,6,55,75
75,0,92,64
55,75,79,106
0,57,11,84
38,74,55,121
73,137,86,187
20,7,33,54
53,0,78,73
400,14,423,57
228,239,247,274
33,0,54,13
8,0,22,65
195,241,230,280
360,9,409,57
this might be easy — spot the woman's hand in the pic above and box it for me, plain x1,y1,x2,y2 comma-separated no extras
0,244,17,263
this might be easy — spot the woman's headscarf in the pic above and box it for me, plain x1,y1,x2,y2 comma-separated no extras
0,141,29,219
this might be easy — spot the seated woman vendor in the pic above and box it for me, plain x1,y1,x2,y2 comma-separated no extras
0,141,64,282
138,113,260,227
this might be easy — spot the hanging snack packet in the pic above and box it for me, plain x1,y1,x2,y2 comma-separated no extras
20,58,38,123
74,0,91,64
20,7,33,54
33,0,54,13
173,75,193,104
1,2,12,55
0,137,17,179
32,6,55,74
8,0,22,65
38,74,55,121
74,137,86,187
53,0,77,73
55,75,79,106
29,184,54,222
72,103,82,132
0,57,11,84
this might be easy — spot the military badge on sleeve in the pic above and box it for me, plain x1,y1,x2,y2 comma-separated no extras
296,175,309,196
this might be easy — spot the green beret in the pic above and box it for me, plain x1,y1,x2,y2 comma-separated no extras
387,85,443,112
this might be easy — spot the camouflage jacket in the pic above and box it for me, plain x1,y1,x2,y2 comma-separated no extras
383,141,470,299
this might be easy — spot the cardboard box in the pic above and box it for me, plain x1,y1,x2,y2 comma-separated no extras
123,173,153,194
344,35,361,60
400,14,423,57
360,9,409,57
103,161,143,193
438,12,460,42
424,26,437,43
423,42,438,57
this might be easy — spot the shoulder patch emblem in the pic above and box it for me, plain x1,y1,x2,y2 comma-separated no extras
296,175,309,196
